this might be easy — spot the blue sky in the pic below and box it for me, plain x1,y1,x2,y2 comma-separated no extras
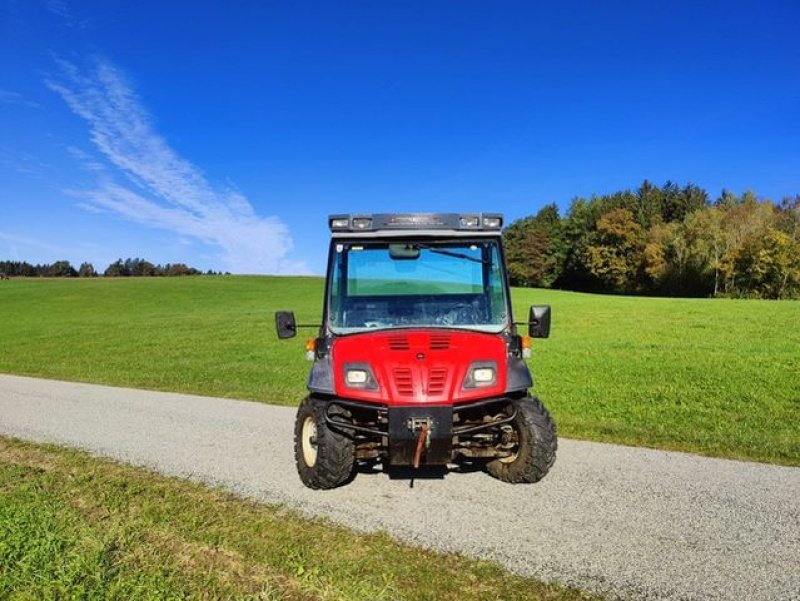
1,1,798,274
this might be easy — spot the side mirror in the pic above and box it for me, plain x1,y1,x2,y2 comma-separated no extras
275,311,297,339
528,305,551,338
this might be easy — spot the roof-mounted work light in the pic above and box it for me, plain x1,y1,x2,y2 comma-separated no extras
483,215,503,229
351,217,372,230
460,214,480,228
329,216,349,230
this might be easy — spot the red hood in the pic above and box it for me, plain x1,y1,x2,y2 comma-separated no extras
331,329,507,405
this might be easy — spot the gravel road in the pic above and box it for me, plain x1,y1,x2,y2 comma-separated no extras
1,374,798,600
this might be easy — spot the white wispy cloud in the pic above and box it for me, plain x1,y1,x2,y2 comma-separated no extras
0,147,46,176
44,0,88,29
0,89,41,109
65,145,106,172
46,58,308,274
0,231,95,258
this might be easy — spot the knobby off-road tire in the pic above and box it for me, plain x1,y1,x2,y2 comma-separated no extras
294,396,356,490
487,396,557,484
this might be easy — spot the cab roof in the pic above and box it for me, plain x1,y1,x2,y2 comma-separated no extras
328,213,503,238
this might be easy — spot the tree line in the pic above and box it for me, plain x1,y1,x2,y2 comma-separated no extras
503,181,800,299
0,258,224,278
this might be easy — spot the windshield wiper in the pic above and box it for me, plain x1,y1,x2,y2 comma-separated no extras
416,243,489,264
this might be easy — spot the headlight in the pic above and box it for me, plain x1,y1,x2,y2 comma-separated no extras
472,367,495,383
346,369,368,385
343,363,379,390
463,361,498,388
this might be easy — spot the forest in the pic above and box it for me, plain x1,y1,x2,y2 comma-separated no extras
503,181,800,299
0,258,212,278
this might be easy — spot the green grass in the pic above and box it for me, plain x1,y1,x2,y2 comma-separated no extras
0,276,798,465
0,436,594,601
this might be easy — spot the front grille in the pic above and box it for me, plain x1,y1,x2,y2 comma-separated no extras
393,368,414,395
388,335,410,350
427,367,447,395
429,334,451,350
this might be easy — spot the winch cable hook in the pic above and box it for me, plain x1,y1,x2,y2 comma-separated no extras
412,424,429,469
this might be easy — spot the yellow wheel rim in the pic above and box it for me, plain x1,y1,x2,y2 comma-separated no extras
301,416,318,467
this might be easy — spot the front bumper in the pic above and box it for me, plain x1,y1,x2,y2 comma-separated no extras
322,397,517,466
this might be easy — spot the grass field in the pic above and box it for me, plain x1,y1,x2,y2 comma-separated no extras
0,436,593,601
0,276,798,465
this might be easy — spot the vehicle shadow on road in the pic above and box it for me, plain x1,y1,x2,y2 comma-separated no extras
355,459,487,487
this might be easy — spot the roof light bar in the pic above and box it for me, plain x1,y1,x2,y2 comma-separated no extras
327,213,503,233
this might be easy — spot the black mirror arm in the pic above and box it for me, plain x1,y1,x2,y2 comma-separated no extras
512,321,544,332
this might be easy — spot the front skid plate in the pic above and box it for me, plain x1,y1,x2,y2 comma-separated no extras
388,406,453,465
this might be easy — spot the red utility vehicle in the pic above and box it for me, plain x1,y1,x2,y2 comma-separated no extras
276,213,556,489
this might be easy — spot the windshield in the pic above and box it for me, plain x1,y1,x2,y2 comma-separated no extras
327,239,510,334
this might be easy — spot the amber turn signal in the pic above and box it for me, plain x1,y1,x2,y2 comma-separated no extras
304,338,316,361
521,335,532,358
